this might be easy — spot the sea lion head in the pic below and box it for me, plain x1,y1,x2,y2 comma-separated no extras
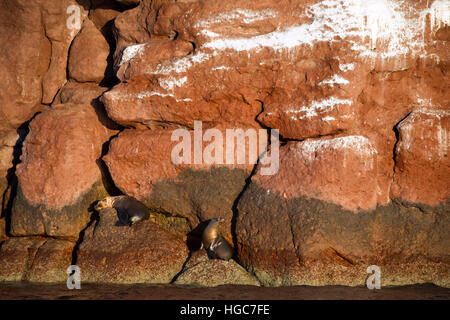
94,196,115,211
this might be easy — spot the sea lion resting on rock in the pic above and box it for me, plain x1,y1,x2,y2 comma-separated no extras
94,195,150,226
201,218,233,260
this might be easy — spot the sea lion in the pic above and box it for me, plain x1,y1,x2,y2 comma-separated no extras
94,195,150,226
202,218,233,260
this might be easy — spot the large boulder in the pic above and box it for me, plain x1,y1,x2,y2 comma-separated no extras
41,0,89,103
0,1,49,131
10,103,115,238
236,138,450,287
0,237,73,282
103,0,448,132
26,239,75,283
68,19,110,83
174,251,260,287
103,127,265,239
0,237,47,282
76,208,188,284
391,109,450,208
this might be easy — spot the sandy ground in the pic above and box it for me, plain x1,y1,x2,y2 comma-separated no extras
0,282,448,300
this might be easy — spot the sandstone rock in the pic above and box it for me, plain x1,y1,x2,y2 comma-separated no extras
26,239,75,283
0,130,18,198
112,3,151,58
236,133,449,287
77,208,188,284
104,0,448,134
90,1,122,30
41,0,89,103
115,39,194,81
103,127,264,238
0,218,7,243
255,135,379,212
174,251,260,287
236,182,450,287
55,82,108,105
10,103,115,238
0,237,73,283
391,109,450,207
0,237,47,282
0,1,49,131
68,19,110,83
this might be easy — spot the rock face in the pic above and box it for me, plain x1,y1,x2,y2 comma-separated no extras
10,104,114,238
0,0,448,288
0,1,48,132
41,0,89,103
68,19,110,83
391,109,450,207
103,127,263,238
254,136,379,212
0,237,47,282
0,218,7,243
0,237,73,282
77,208,188,284
26,239,75,283
0,131,18,200
236,154,450,287
175,251,260,287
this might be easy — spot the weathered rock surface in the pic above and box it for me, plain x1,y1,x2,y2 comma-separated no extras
0,1,49,131
391,109,450,207
0,237,47,282
68,19,110,83
175,251,260,287
255,136,379,212
55,82,108,105
0,218,7,243
103,127,263,238
236,163,450,287
26,239,75,283
10,103,115,238
0,0,448,289
0,131,18,199
77,208,188,284
41,0,89,103
90,1,122,31
0,237,73,282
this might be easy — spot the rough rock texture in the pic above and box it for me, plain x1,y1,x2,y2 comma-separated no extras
77,208,188,284
0,0,448,288
10,104,115,238
0,131,18,199
99,0,449,287
104,127,261,238
0,218,7,243
255,136,379,212
0,1,48,132
0,237,47,282
236,164,450,287
90,1,122,31
41,0,89,103
391,109,450,207
0,238,73,282
68,19,110,83
26,239,75,283
175,250,260,287
55,82,109,105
